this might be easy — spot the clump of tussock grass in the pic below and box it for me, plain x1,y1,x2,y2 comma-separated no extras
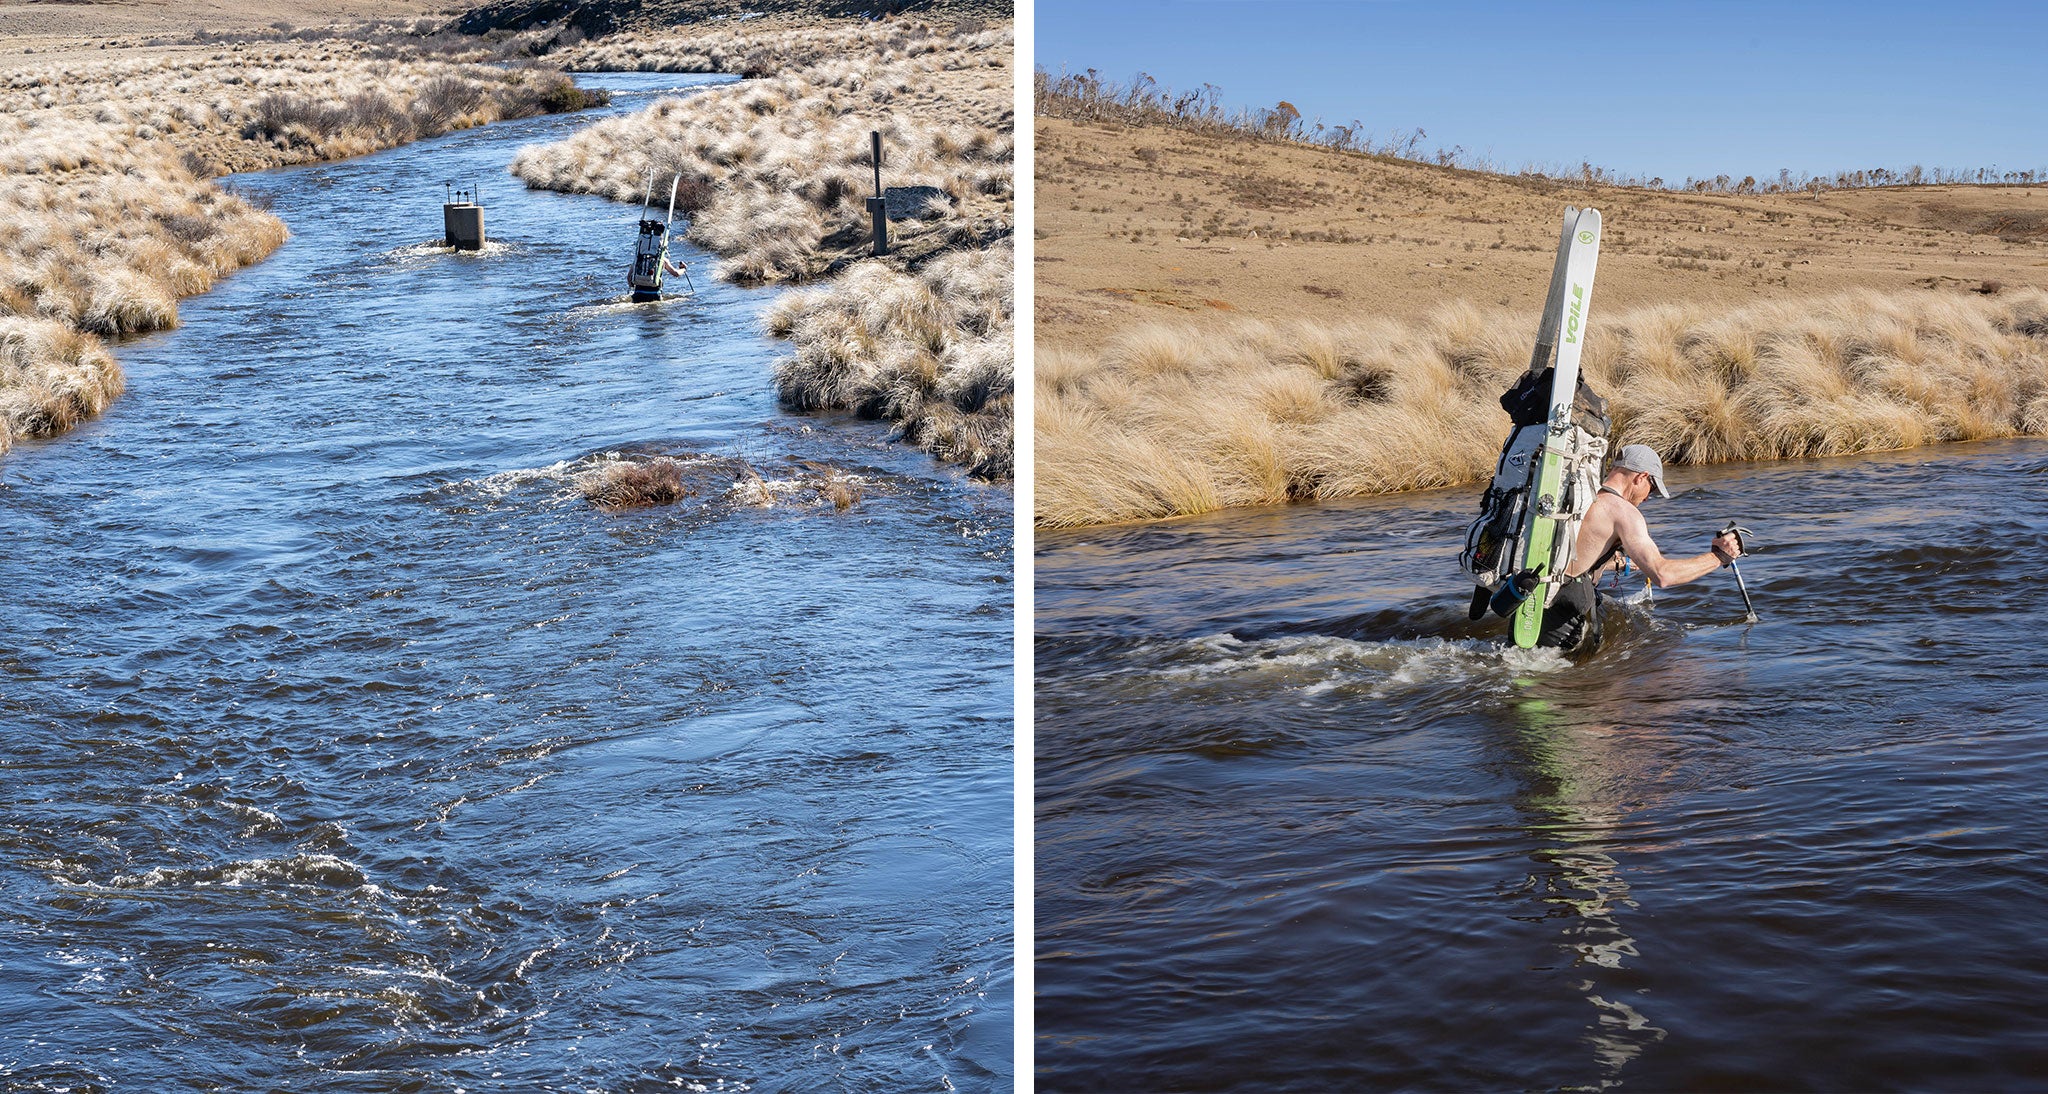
1037,288,2048,527
770,244,1013,479
822,471,862,512
0,42,607,455
0,316,124,454
579,456,688,510
575,451,866,514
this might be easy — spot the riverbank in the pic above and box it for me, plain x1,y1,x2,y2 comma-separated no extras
0,35,602,455
514,16,1015,477
1036,288,2048,528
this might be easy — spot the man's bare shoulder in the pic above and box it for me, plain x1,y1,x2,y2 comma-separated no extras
1588,490,1639,527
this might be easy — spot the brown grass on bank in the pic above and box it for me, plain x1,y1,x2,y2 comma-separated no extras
515,18,1012,284
0,317,124,452
767,243,1012,478
555,16,1007,79
1036,288,2048,527
0,42,604,454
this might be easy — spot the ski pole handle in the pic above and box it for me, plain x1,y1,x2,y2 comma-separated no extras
1718,521,1759,622
1718,520,1754,555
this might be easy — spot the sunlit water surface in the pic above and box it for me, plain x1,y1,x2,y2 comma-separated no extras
1036,440,2048,1091
0,74,1011,1091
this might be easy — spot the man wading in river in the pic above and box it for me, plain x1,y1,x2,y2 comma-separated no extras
1539,444,1745,653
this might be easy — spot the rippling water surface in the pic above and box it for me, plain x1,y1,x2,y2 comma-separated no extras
0,75,1011,1091
1036,440,2048,1091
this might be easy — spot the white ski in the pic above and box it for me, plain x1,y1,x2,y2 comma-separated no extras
1511,206,1602,648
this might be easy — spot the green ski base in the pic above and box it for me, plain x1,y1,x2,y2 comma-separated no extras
1511,449,1566,648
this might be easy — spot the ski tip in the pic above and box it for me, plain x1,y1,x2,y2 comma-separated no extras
1572,206,1601,245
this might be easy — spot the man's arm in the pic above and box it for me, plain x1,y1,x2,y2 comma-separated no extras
1616,505,1738,588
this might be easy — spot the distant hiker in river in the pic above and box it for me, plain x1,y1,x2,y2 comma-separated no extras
1538,444,1745,653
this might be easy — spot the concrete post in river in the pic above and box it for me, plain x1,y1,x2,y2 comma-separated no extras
443,182,485,251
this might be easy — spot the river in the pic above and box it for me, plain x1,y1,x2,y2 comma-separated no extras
0,74,1011,1092
1036,439,2048,1091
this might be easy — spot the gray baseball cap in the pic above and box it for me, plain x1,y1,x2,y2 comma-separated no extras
1612,444,1671,498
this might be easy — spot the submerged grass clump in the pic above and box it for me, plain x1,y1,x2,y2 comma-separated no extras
0,42,605,454
1037,288,2048,527
580,456,689,510
574,451,874,514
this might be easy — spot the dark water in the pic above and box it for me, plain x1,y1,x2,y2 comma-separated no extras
1036,439,2048,1091
0,74,1011,1091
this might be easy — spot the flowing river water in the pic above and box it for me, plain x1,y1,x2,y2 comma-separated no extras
0,74,1011,1091
1036,438,2048,1091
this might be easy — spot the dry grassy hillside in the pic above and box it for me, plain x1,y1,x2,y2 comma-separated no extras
1036,116,2048,349
0,1,444,69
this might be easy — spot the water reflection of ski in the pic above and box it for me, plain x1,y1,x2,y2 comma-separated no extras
1512,700,1669,1089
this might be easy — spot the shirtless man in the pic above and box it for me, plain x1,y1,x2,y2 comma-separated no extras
1539,444,1744,653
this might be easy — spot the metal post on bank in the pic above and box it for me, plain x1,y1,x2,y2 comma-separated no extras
866,130,888,257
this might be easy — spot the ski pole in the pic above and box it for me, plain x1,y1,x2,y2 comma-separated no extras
1720,520,1758,623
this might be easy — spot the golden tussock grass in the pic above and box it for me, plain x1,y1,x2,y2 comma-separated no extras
769,243,1013,478
0,41,603,455
822,471,863,512
0,315,124,450
1037,288,2048,527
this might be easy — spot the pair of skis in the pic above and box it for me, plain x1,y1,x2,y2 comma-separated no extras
1510,206,1602,648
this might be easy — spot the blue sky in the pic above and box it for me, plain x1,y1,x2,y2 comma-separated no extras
1034,0,2047,184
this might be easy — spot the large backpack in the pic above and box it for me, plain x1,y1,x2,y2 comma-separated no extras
1460,369,1612,603
628,220,667,292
